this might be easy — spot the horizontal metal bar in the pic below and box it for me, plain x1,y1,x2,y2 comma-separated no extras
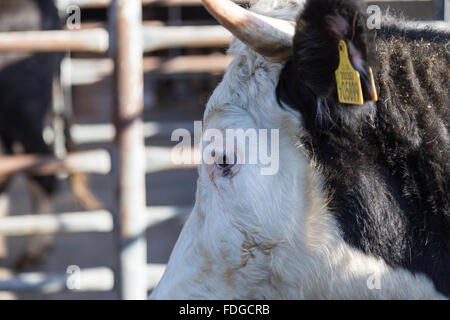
0,267,114,293
404,20,450,30
0,291,15,300
0,206,190,237
70,121,194,144
2,21,443,55
368,0,432,2
142,54,232,73
145,146,199,173
68,54,232,85
0,210,113,236
56,0,250,9
0,145,195,177
56,0,431,10
143,25,231,52
146,206,192,228
0,149,111,177
0,29,109,53
147,264,166,290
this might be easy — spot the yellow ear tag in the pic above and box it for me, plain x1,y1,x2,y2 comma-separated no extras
368,66,378,102
335,40,364,105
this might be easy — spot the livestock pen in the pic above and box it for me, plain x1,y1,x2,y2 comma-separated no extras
0,0,447,300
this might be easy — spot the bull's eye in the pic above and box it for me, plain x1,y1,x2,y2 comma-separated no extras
215,151,237,172
204,148,240,181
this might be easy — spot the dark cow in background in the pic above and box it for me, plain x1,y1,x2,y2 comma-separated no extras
0,0,63,270
277,0,449,296
0,0,101,270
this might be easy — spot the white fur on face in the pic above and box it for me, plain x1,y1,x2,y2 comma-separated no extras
151,43,311,299
151,0,312,298
150,0,444,300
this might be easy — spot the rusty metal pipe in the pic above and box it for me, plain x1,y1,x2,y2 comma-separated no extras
0,210,113,237
0,29,109,53
68,55,232,86
0,267,114,293
142,25,231,51
0,150,110,177
114,0,148,300
56,0,250,9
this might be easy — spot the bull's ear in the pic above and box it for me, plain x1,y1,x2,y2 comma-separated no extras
293,0,376,103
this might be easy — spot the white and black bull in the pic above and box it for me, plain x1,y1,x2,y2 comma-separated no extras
151,0,449,299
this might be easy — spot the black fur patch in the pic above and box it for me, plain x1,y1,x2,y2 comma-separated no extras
277,0,450,296
0,0,62,195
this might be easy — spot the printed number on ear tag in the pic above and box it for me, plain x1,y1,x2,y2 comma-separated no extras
335,40,364,105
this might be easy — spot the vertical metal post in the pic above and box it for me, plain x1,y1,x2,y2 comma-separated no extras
51,72,67,160
0,194,9,258
114,0,147,300
445,0,450,21
433,0,450,20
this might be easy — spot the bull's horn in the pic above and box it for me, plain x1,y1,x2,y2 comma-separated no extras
202,0,295,62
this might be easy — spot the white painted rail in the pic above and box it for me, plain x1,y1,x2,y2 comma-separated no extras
0,206,191,237
0,29,109,53
70,121,195,144
0,210,113,236
146,206,192,227
143,25,231,52
56,0,249,9
66,54,232,86
0,149,111,177
145,146,200,173
0,267,114,293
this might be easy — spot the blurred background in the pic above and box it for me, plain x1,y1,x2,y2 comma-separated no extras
0,0,447,300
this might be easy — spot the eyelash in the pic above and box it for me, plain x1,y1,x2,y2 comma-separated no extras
209,149,239,178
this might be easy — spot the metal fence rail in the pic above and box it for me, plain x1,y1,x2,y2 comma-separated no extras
0,29,109,53
0,149,110,177
0,206,191,237
0,210,113,236
0,267,114,293
56,0,248,9
113,0,148,300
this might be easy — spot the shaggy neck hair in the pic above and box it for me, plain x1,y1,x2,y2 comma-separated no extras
277,0,449,296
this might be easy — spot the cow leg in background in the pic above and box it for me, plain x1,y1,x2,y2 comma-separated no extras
0,0,63,272
0,137,13,260
11,111,57,272
13,180,55,271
